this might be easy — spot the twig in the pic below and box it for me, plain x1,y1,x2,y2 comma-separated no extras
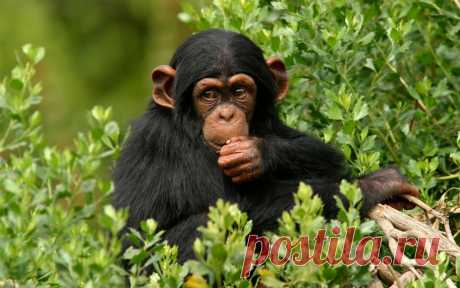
447,278,456,288
368,204,460,261
377,264,400,285
389,271,417,288
402,195,456,243
369,198,460,287
453,0,460,11
388,265,403,288
402,195,444,219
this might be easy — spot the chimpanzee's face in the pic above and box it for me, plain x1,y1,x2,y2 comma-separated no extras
192,74,257,152
149,31,288,153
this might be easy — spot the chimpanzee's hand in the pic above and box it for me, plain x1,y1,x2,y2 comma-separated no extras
218,136,264,184
358,167,420,212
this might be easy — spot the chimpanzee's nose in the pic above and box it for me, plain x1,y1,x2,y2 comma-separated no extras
218,107,235,121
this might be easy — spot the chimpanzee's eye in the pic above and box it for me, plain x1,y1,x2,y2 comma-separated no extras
233,87,246,98
201,89,219,101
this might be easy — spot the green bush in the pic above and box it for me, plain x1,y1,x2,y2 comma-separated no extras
0,46,127,286
0,0,459,287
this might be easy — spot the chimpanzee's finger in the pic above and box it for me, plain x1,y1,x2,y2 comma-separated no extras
387,198,416,210
223,162,255,177
385,182,419,198
397,183,420,198
402,200,416,209
218,152,253,169
388,201,405,210
219,140,253,156
227,136,250,144
384,182,419,210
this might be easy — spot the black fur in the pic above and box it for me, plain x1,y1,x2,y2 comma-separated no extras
113,29,374,263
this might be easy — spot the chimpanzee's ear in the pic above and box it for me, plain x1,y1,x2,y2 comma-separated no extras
266,57,288,102
151,65,176,109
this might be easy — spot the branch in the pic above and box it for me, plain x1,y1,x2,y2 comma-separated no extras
368,204,460,260
453,0,460,11
368,201,460,287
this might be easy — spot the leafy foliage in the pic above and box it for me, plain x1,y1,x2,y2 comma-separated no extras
257,182,376,287
0,46,126,286
1,0,460,286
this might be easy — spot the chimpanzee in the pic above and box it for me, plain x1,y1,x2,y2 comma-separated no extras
113,29,419,262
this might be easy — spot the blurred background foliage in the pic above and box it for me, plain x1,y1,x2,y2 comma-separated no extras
0,0,194,144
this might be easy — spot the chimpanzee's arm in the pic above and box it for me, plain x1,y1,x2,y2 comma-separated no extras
249,167,418,239
261,120,419,206
260,132,418,217
261,132,349,182
309,168,418,217
357,167,419,213
218,127,349,184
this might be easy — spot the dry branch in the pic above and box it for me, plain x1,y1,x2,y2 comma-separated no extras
367,199,460,287
376,264,400,285
388,270,417,288
369,204,460,261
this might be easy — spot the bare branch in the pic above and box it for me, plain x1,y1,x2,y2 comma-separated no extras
368,204,460,261
389,271,417,288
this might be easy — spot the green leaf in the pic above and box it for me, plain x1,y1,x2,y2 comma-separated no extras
450,152,460,166
91,106,106,122
193,239,205,257
4,179,20,193
272,2,287,10
324,104,343,120
140,219,158,235
178,12,192,23
358,32,375,45
122,247,141,260
211,243,227,262
29,111,42,127
22,44,46,64
432,78,450,98
104,121,119,140
406,85,422,101
456,257,460,276
415,77,432,96
80,179,96,193
9,78,24,90
364,58,375,71
352,100,368,121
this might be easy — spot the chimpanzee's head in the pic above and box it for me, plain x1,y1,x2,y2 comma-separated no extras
151,29,288,151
